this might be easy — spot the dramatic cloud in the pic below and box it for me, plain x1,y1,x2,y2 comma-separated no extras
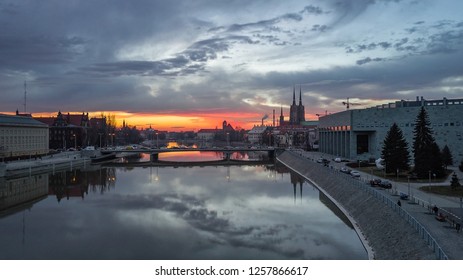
0,0,462,129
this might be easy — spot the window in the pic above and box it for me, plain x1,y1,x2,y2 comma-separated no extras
356,134,369,154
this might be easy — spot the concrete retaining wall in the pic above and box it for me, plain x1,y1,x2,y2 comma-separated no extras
277,151,436,260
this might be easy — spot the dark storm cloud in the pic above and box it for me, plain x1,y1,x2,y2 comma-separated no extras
218,15,299,33
0,35,87,68
311,24,329,32
254,45,463,112
77,35,259,79
344,19,463,60
184,36,258,61
300,5,326,15
426,29,463,54
356,57,386,65
210,3,326,38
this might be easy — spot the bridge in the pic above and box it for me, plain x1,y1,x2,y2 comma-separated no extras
102,158,275,168
101,147,279,162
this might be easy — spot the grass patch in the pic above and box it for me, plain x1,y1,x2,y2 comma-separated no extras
419,185,463,197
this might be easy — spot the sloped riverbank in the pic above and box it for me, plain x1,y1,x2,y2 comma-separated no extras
277,151,436,260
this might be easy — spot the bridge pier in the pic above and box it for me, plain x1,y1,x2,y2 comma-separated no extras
150,153,159,162
224,152,231,160
268,150,275,160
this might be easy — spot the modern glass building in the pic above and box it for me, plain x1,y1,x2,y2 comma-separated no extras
318,97,463,165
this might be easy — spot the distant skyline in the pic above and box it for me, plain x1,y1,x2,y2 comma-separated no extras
1,0,462,131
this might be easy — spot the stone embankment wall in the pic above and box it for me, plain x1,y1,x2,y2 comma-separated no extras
277,151,436,260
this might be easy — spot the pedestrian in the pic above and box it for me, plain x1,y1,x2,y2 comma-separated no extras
397,200,401,207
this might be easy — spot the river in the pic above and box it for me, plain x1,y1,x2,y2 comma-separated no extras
0,151,367,259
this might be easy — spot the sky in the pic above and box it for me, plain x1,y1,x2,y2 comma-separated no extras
1,0,463,131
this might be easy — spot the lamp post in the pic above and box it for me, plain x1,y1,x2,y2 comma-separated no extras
72,133,77,150
407,175,411,197
109,133,115,147
98,133,103,149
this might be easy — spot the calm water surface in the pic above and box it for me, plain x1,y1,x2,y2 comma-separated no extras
0,154,367,260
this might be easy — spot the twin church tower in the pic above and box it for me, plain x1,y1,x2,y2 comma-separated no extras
279,86,305,126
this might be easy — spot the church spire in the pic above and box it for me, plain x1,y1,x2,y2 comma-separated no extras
292,85,296,105
279,105,284,126
299,86,302,105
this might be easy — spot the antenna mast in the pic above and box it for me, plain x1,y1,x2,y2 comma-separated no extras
24,80,27,113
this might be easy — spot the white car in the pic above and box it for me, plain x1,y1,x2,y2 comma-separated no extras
334,157,342,163
350,171,361,177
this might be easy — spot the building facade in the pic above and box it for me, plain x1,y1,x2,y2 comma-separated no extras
247,125,269,144
0,114,49,159
34,112,107,149
318,97,463,165
197,120,239,143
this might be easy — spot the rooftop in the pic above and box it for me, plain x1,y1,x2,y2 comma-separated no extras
0,114,48,128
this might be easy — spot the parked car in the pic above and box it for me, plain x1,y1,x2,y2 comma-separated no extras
350,171,361,177
340,167,351,174
400,192,409,200
334,157,342,163
379,180,392,189
369,178,382,186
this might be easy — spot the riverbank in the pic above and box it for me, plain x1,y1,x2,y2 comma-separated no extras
277,150,438,260
0,151,94,178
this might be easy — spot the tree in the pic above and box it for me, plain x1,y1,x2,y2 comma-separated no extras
412,107,444,178
441,145,453,169
381,123,410,175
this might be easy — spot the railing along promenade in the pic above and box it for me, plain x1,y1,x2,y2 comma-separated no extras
282,150,448,260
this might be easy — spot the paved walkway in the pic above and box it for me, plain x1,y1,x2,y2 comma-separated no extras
295,149,463,259
1,151,91,178
4,151,82,169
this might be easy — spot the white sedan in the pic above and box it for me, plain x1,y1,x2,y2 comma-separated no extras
350,171,361,177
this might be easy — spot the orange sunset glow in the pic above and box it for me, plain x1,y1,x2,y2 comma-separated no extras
25,110,273,132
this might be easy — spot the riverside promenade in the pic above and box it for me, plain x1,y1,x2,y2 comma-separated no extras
277,150,463,260
0,151,92,178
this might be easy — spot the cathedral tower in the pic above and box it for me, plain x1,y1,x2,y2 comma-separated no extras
289,86,298,124
297,86,305,123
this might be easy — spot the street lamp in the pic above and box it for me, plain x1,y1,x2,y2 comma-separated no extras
72,133,77,149
407,175,411,197
98,133,103,149
109,133,115,147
